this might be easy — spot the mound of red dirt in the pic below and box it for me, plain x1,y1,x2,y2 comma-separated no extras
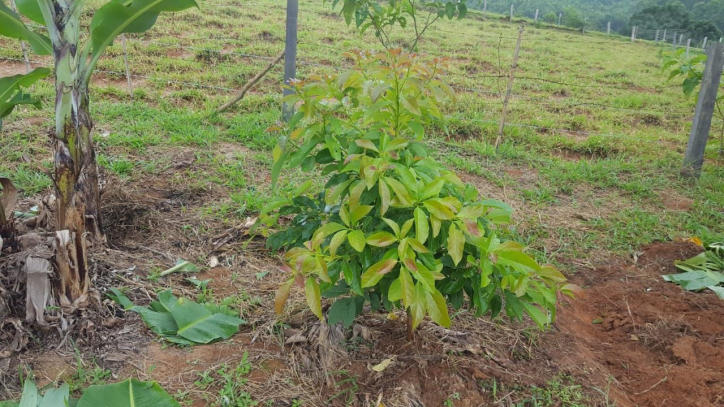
551,241,724,407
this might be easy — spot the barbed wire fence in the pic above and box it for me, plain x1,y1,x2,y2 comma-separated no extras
0,0,702,144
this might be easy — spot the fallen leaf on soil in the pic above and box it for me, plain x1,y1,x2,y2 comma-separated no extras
372,358,394,372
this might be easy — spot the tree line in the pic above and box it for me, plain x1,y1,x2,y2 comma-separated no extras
468,0,724,42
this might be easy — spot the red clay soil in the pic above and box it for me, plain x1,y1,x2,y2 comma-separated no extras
550,241,724,407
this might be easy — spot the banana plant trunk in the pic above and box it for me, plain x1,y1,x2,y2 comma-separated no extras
48,4,104,309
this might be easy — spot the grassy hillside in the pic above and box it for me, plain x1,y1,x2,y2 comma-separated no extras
0,0,723,404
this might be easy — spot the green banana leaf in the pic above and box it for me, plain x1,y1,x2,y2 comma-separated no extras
0,2,51,55
76,379,180,407
107,288,244,345
0,68,51,128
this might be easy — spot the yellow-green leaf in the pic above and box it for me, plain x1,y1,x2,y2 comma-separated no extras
388,278,402,302
305,277,322,320
382,218,400,237
379,180,391,216
348,230,366,252
385,178,413,206
425,289,451,328
409,283,427,329
400,268,415,307
423,199,455,220
366,231,398,247
431,215,442,238
361,259,398,288
447,224,465,266
355,139,379,152
329,230,348,257
351,205,373,224
414,207,429,244
275,278,294,315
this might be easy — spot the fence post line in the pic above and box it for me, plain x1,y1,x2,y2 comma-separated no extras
483,0,487,19
631,26,635,42
607,21,611,35
509,4,514,22
10,0,30,73
655,29,659,42
681,43,724,179
120,34,134,99
662,29,667,44
679,34,684,45
495,26,524,152
557,12,562,26
534,9,539,23
703,37,708,50
282,0,299,121
686,38,691,58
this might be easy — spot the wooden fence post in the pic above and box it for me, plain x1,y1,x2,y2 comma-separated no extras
686,38,691,58
120,34,133,99
10,0,30,73
509,4,514,22
495,26,524,151
557,13,562,26
631,26,635,42
607,21,611,35
679,34,684,45
282,0,298,121
483,0,487,19
655,29,659,42
681,43,724,178
534,9,539,23
702,37,708,49
663,29,667,44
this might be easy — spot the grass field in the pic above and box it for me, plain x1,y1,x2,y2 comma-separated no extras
1,0,723,405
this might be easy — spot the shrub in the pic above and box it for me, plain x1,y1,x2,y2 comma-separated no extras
262,50,572,334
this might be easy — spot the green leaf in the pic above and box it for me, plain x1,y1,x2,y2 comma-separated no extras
88,0,198,73
0,69,51,121
445,2,455,18
425,289,451,327
0,3,52,55
328,297,359,328
275,278,294,315
447,224,465,266
420,178,445,200
355,139,379,152
348,230,366,252
328,230,348,257
409,282,427,329
170,297,244,344
663,270,724,291
39,384,70,407
313,222,346,242
385,177,413,206
388,278,402,302
350,205,373,224
399,268,415,307
496,251,540,272
366,231,397,247
423,199,455,220
361,259,398,288
379,180,391,215
76,379,181,407
522,302,550,329
18,380,38,407
305,277,323,319
382,218,401,237
15,0,44,24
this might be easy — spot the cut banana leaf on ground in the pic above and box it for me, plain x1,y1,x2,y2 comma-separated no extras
108,288,244,345
664,244,724,299
76,379,180,407
0,378,179,407
159,259,200,276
